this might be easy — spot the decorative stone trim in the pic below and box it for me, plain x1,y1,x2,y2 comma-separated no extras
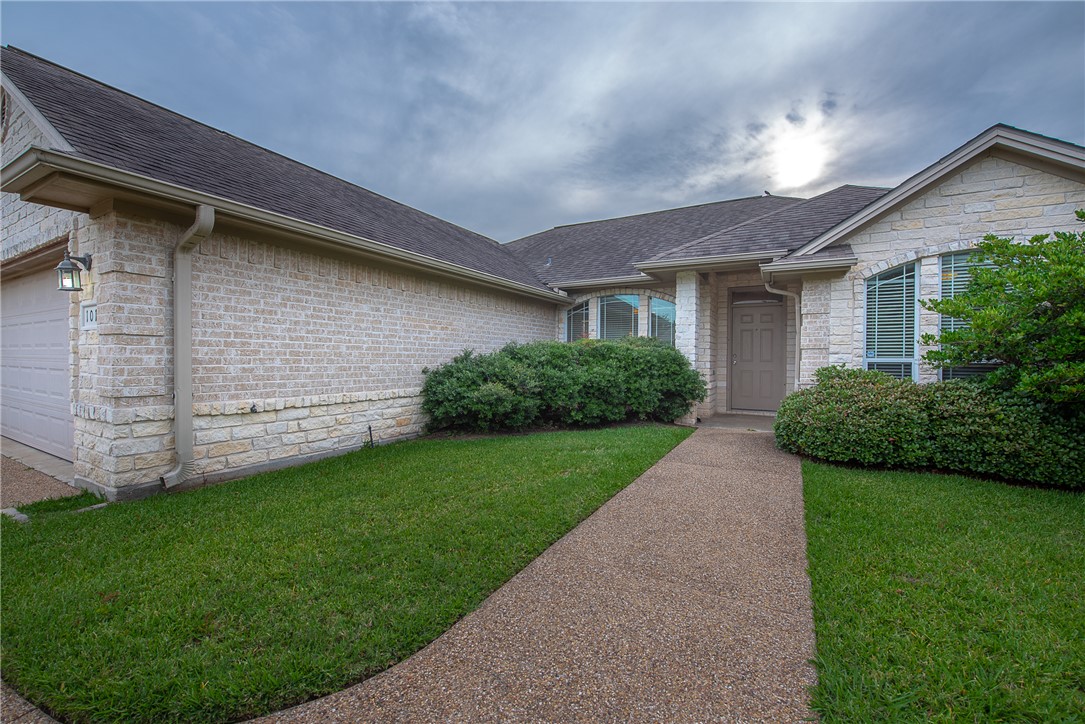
568,287,676,305
858,239,980,280
191,389,417,416
562,287,678,343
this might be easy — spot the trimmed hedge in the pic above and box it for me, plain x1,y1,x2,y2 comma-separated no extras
421,338,706,432
774,366,1085,489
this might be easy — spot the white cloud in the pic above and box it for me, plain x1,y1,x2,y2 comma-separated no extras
3,1,1080,240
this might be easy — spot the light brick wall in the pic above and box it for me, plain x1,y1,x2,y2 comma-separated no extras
192,232,553,402
803,153,1085,385
69,209,558,497
69,209,177,492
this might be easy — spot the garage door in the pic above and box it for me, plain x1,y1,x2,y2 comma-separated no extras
1,268,74,460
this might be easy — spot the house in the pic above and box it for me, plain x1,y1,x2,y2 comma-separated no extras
2,47,1083,500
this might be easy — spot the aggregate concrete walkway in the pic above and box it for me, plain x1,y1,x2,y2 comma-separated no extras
0,438,76,486
697,413,776,432
1,437,78,510
0,683,58,724
0,457,79,509
259,428,816,723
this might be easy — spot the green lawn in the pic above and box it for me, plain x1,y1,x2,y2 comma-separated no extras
804,462,1085,722
1,425,691,723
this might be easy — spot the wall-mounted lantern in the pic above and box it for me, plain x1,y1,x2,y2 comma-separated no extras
56,251,92,292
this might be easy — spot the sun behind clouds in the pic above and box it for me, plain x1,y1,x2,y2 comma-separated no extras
770,125,831,190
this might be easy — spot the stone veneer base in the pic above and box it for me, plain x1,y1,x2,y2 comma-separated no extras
73,429,424,502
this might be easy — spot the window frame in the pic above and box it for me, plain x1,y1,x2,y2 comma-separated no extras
565,300,589,342
597,294,639,340
938,251,999,380
865,262,918,381
648,297,676,346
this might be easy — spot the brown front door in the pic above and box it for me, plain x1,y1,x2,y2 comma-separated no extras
730,302,786,411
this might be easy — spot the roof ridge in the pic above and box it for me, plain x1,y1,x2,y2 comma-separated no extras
956,123,1085,160
643,195,809,262
1,45,505,248
644,184,891,263
833,183,893,192
547,194,802,231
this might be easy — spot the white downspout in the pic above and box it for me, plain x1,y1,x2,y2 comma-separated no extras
765,277,802,392
162,205,215,488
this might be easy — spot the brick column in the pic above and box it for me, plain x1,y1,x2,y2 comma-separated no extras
675,272,699,365
697,274,716,413
917,256,941,382
637,293,650,337
70,208,178,500
675,271,707,422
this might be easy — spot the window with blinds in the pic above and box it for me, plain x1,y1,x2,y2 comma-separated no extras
865,262,917,379
940,251,999,380
940,252,980,333
598,294,638,340
649,298,676,346
565,301,589,342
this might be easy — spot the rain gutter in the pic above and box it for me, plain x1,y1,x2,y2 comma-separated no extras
758,255,858,277
763,275,802,393
552,274,656,290
161,205,215,488
634,249,788,274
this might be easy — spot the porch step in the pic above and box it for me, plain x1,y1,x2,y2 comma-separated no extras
696,414,775,432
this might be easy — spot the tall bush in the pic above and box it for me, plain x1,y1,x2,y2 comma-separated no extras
920,210,1085,408
774,366,1084,489
421,338,706,432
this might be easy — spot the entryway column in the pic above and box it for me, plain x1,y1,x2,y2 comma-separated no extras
676,271,716,420
675,271,699,367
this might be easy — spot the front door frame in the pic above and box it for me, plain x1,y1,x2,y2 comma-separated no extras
728,288,786,412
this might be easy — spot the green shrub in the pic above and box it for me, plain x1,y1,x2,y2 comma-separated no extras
774,366,1085,489
773,366,929,468
920,382,1084,486
920,211,1085,408
422,338,706,432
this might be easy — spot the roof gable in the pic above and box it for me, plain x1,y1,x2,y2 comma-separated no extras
643,185,889,267
506,195,801,285
0,46,550,293
0,69,75,157
792,125,1085,257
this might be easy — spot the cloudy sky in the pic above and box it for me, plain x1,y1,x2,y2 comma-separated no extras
2,2,1083,241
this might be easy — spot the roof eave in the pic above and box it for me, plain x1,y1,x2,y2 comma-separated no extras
549,274,658,290
634,248,789,274
792,126,1085,257
2,147,567,304
759,256,859,280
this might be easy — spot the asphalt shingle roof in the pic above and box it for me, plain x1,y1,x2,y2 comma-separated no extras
649,185,891,263
505,195,802,285
1,47,550,292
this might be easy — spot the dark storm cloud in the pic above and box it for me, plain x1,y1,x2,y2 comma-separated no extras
2,2,1082,241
